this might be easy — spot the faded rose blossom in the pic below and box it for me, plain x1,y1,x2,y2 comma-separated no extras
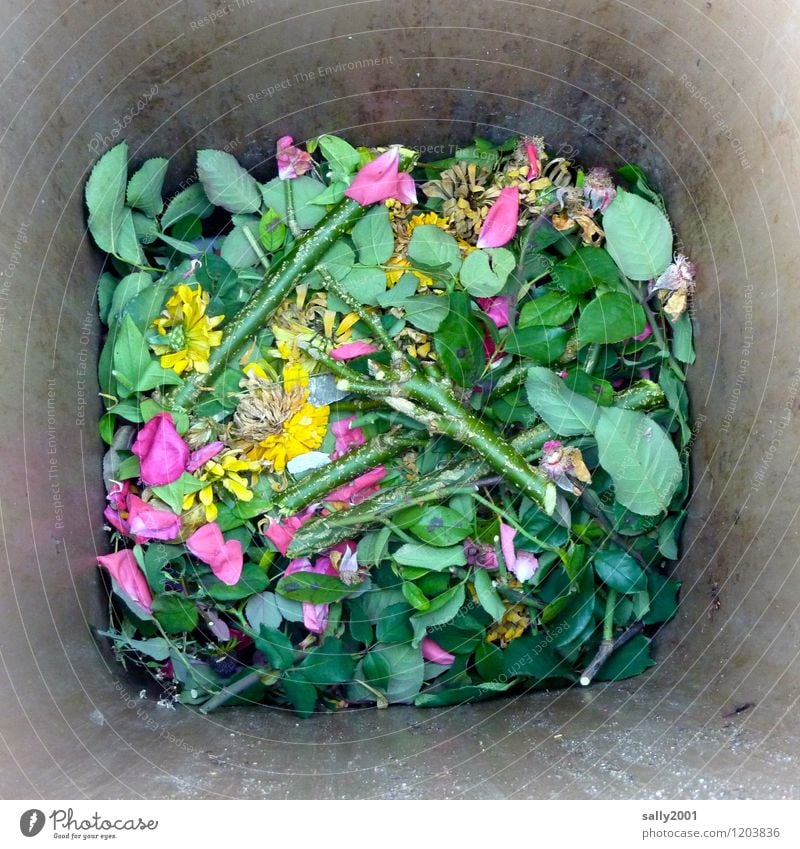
107,480,132,512
421,636,455,666
539,439,592,495
464,538,499,570
649,253,696,320
499,522,539,583
97,549,153,615
276,135,313,180
583,167,617,213
285,553,339,634
477,186,520,249
344,146,417,206
318,541,362,586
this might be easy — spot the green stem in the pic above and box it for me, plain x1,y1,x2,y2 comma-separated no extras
277,432,423,514
167,197,368,410
622,275,685,380
470,492,563,556
613,379,666,412
404,373,555,513
579,490,649,569
579,619,644,686
318,265,401,359
603,588,618,641
284,179,302,238
199,669,269,714
242,226,271,272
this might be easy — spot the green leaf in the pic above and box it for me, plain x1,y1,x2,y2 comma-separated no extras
97,272,118,324
299,638,355,685
658,511,686,560
258,208,286,252
376,602,414,644
151,473,206,514
475,640,505,679
132,211,159,244
156,233,201,255
400,294,450,332
362,652,391,689
151,593,198,634
594,634,656,681
595,407,682,515
603,189,673,281
501,633,574,679
317,134,361,177
126,157,168,217
161,183,214,229
275,571,354,604
459,247,515,297
199,563,264,601
410,583,465,647
525,366,602,435
518,290,578,328
353,643,424,704
108,271,153,325
551,246,620,294
402,581,430,611
551,592,596,647
643,570,681,625
86,142,145,266
473,568,505,622
282,671,318,717
253,625,294,669
261,176,328,229
578,292,646,344
244,592,283,631
220,225,260,269
393,543,467,571
112,315,183,396
616,164,665,210
407,225,461,276
196,149,261,214
434,291,485,387
671,313,695,363
415,681,514,707
593,547,647,593
409,505,471,547
339,266,387,306
115,454,140,480
357,527,392,566
351,204,394,265
506,325,569,364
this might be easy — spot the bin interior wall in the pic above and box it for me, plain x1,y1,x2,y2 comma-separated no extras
1,0,798,798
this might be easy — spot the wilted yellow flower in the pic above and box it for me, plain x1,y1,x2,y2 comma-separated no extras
151,284,223,375
229,363,329,473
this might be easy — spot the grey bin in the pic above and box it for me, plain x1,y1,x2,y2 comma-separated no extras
1,0,798,799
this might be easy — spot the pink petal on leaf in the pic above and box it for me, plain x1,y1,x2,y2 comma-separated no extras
477,295,511,329
97,549,153,615
421,636,455,666
186,441,225,472
344,147,417,206
476,186,520,249
326,466,386,504
126,494,181,542
330,341,380,361
131,413,190,487
186,522,243,586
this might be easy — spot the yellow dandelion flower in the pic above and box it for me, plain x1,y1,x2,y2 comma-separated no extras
151,284,223,375
228,363,330,474
182,449,263,523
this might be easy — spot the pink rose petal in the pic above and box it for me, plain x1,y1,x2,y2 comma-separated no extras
421,636,455,666
326,466,386,504
344,147,418,206
477,187,520,249
186,440,225,472
97,549,153,615
331,416,366,459
330,340,379,361
186,522,243,586
276,135,314,180
131,413,190,487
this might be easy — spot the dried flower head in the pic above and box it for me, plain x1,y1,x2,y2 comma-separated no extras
540,439,593,495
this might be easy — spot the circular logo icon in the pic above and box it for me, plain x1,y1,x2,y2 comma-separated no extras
19,810,46,837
